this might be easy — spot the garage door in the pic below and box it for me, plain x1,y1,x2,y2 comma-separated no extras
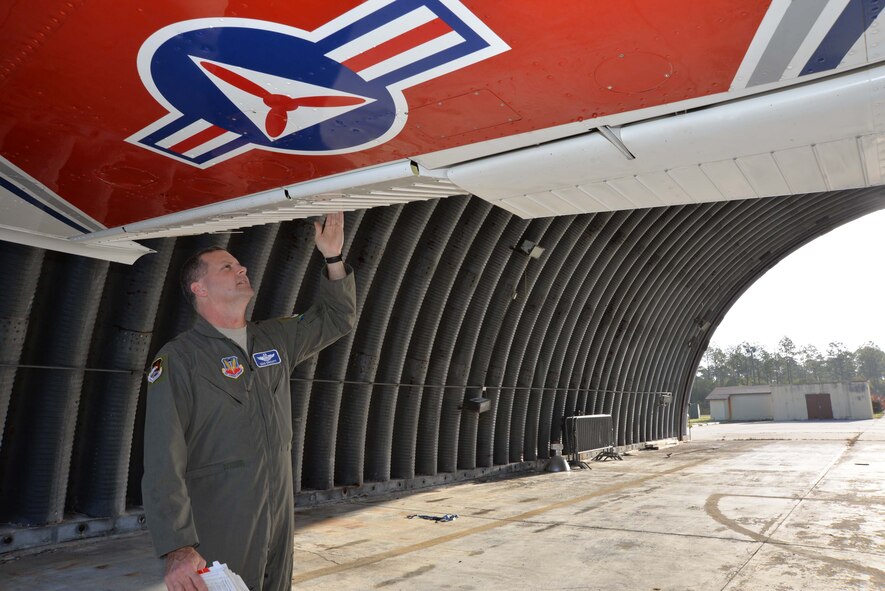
730,394,773,421
805,393,834,419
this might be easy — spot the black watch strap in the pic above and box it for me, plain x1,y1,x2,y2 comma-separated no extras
324,254,343,264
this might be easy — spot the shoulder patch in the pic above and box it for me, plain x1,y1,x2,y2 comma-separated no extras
147,357,164,384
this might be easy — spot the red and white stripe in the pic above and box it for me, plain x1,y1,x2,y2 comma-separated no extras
154,119,242,159
325,6,464,81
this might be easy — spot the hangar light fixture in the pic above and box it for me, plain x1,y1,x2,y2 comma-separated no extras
513,238,545,259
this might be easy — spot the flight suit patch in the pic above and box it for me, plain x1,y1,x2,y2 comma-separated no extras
253,349,281,368
147,357,164,383
221,356,244,379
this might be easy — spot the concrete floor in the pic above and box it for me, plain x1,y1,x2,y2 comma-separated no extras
1,418,883,590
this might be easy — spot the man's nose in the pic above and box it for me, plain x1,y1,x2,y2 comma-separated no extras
237,265,247,275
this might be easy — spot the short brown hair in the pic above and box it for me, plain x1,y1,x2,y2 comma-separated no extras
180,246,226,308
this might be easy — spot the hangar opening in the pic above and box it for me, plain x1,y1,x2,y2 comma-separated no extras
690,210,885,425
3,189,885,557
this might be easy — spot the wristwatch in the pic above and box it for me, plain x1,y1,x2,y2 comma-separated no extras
324,254,343,264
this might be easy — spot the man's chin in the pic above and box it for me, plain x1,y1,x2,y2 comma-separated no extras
229,287,254,302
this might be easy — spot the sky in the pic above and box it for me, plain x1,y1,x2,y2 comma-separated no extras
707,207,885,354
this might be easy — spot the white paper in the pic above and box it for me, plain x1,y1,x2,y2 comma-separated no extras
199,561,250,591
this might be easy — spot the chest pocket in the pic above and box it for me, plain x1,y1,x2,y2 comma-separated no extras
190,346,252,425
186,371,255,465
200,375,248,407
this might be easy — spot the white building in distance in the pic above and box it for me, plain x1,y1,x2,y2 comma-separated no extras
706,382,873,422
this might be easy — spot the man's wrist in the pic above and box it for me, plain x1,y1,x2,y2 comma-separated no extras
166,545,197,558
324,254,343,264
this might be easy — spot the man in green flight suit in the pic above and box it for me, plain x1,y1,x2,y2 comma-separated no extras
143,212,356,591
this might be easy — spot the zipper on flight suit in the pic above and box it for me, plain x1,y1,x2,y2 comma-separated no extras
229,329,278,551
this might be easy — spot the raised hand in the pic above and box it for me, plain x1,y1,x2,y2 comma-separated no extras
314,211,344,258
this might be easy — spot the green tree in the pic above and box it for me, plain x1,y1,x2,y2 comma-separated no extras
743,343,759,384
758,348,778,384
826,341,854,382
801,345,825,383
695,339,884,406
778,336,796,384
708,346,730,384
855,342,885,394
726,344,749,385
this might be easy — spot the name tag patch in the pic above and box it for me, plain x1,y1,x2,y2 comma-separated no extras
253,349,281,368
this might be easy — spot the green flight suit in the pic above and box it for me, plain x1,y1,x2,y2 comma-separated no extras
142,267,355,590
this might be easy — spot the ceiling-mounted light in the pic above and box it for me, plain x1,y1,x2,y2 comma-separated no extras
513,238,545,259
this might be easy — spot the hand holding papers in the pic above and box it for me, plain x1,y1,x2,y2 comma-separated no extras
198,561,250,591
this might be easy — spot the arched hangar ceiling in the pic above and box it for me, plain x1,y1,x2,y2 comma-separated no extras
1,188,884,534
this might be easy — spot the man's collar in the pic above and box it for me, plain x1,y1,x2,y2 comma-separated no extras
193,314,248,338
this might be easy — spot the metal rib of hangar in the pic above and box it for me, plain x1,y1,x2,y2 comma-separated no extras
1,189,884,530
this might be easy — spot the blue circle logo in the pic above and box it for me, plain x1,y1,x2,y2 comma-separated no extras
128,4,508,168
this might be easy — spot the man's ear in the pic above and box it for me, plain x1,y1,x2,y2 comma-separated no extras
191,281,207,299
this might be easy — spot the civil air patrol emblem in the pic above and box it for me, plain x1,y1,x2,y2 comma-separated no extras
128,0,509,168
253,349,282,368
221,356,245,379
147,357,164,383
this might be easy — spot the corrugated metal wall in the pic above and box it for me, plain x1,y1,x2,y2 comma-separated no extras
1,189,883,533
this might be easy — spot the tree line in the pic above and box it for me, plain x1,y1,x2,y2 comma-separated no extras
692,338,885,410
